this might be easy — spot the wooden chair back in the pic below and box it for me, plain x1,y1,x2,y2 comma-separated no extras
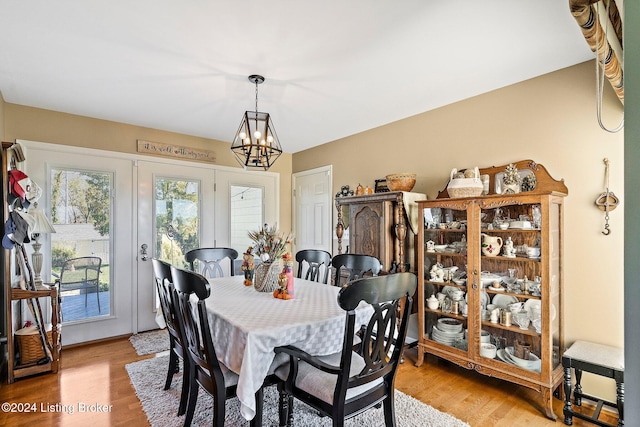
185,247,238,278
170,265,229,426
276,272,417,426
295,249,331,284
330,253,381,286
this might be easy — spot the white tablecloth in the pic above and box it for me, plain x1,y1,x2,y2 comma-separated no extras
201,276,373,420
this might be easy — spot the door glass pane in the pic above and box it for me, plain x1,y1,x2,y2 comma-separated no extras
154,177,199,268
50,168,112,323
230,185,263,254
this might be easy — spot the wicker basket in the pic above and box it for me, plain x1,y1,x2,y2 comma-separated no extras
253,261,281,293
447,167,484,198
386,173,416,192
16,324,52,364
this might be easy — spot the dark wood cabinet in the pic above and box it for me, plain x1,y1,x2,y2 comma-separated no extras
335,191,425,273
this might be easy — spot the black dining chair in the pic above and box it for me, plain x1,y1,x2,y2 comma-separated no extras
185,247,238,279
274,272,417,427
330,253,382,286
170,265,269,427
295,249,332,284
151,258,190,416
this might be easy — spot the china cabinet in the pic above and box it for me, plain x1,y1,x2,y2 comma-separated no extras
416,160,567,419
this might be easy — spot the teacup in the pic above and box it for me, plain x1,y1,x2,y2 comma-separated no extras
508,302,524,314
480,343,497,359
526,247,541,258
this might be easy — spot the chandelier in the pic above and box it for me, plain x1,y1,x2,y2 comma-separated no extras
230,75,283,170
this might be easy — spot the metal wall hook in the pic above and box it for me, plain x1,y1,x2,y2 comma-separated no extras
595,158,619,235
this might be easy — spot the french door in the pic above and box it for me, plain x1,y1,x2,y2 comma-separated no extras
135,161,278,332
21,141,134,345
22,140,279,341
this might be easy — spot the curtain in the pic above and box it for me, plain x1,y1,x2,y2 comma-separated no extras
569,0,624,104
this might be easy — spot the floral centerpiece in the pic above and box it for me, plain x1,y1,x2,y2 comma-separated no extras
248,224,292,292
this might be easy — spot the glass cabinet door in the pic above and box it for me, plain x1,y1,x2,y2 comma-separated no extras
476,197,558,374
422,205,470,353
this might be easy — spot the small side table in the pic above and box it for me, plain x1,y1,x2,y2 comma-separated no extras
562,340,624,426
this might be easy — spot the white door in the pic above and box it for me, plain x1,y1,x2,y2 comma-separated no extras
292,166,332,254
21,141,134,345
135,160,215,332
135,162,278,332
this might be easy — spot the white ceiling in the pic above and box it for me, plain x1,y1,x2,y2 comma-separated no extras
0,1,594,154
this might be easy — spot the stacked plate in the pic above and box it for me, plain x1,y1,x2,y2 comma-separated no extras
497,347,541,372
431,319,464,346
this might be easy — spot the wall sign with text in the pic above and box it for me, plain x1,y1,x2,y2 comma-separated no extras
137,140,216,163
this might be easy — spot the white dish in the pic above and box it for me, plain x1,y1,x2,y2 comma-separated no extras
466,291,489,309
437,318,463,332
442,286,465,301
497,349,541,373
466,329,491,343
433,244,448,252
491,294,519,309
480,272,502,287
524,299,556,321
504,347,541,370
509,220,532,229
480,343,497,358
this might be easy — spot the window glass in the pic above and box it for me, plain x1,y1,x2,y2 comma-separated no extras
230,186,263,254
50,168,112,322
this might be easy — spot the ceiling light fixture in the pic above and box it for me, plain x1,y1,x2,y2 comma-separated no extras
230,75,282,170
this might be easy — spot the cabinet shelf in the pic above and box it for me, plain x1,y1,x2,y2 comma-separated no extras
425,251,466,258
424,280,466,289
416,160,566,420
480,228,540,233
6,285,61,383
481,321,540,337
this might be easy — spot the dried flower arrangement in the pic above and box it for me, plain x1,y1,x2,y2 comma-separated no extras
247,224,292,262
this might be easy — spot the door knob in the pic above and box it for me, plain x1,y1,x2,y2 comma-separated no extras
140,243,149,261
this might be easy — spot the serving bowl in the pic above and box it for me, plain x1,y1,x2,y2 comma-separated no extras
386,173,416,192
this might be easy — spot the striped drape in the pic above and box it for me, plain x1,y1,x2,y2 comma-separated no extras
569,0,624,104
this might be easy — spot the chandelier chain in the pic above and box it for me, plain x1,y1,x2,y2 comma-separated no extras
255,80,259,113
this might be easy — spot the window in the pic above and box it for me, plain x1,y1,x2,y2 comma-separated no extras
230,185,263,254
50,168,112,322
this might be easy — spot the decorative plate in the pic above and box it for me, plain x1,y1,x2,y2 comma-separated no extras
491,294,519,309
524,299,556,321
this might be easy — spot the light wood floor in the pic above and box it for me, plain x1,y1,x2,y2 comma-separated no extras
0,337,618,426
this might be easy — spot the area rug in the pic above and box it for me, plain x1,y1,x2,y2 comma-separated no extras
129,329,170,356
126,355,469,426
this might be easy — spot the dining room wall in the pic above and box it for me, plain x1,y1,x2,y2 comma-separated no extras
293,59,625,399
2,103,293,235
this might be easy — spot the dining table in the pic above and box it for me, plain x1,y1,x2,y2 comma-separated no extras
200,275,374,421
